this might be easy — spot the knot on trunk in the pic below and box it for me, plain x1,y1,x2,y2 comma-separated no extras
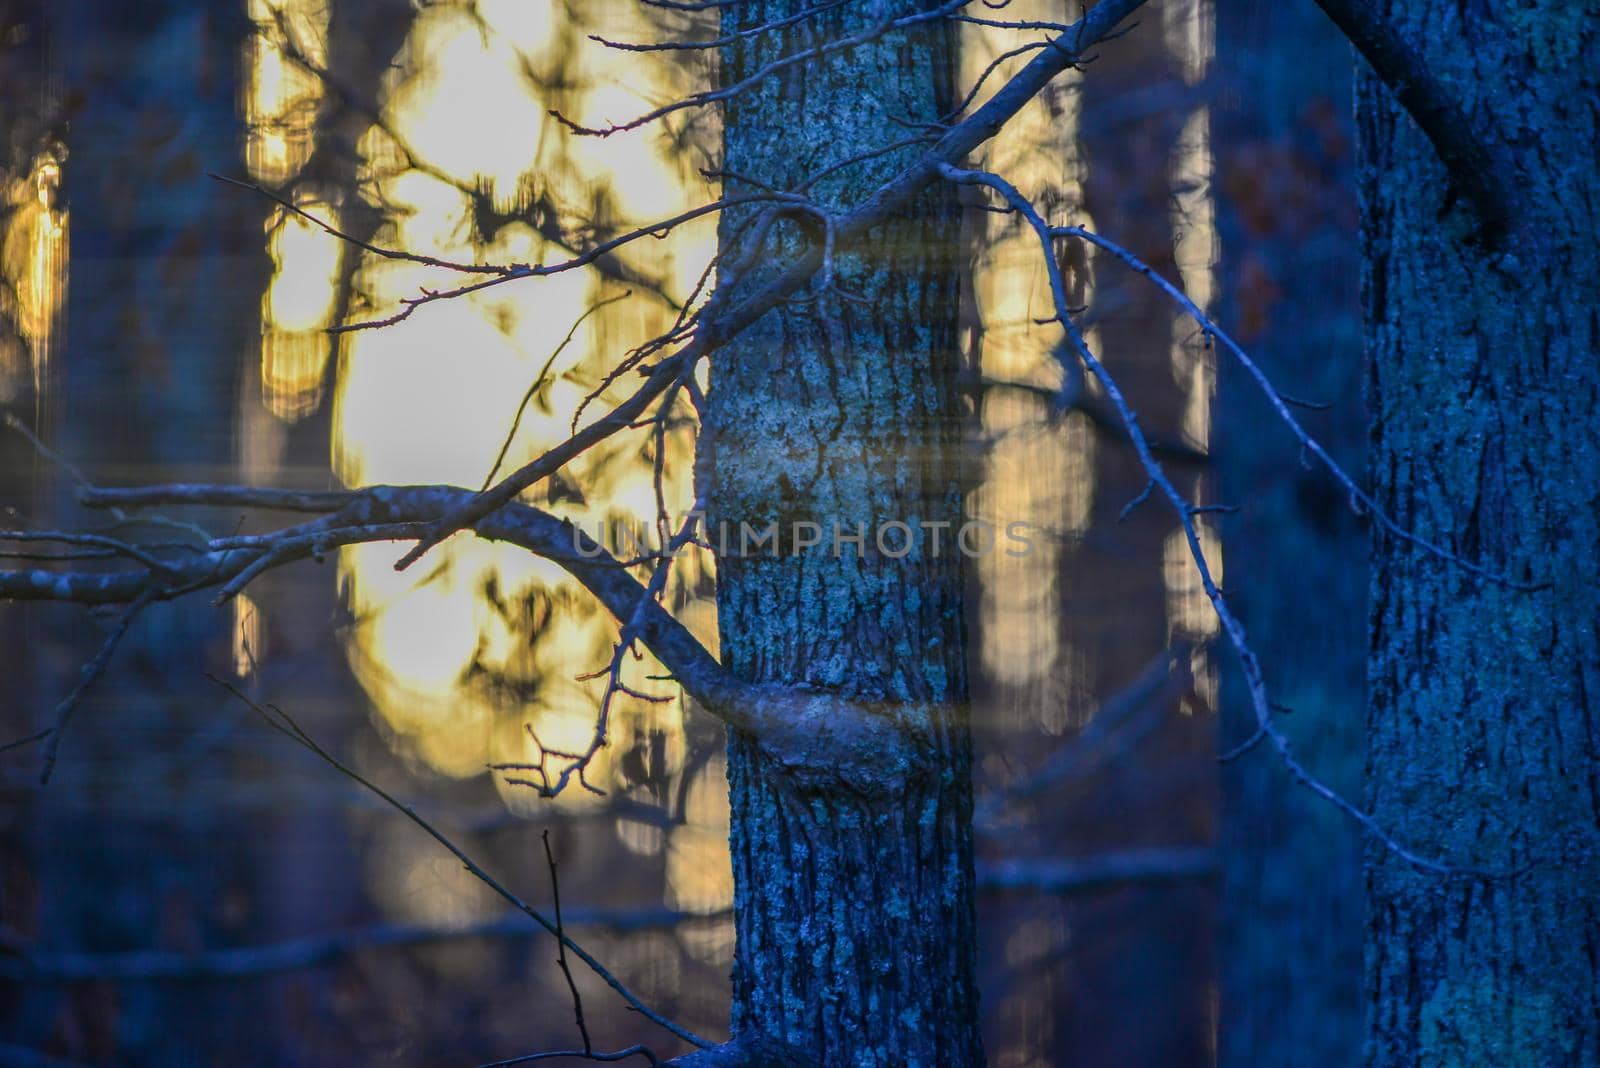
736,684,935,801
663,1032,822,1067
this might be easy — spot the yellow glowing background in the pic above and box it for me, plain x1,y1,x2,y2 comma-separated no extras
239,0,730,923
0,148,66,404
1,0,1222,963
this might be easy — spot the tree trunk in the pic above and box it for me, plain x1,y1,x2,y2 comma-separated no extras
708,4,981,1064
22,2,273,1064
1213,5,1363,1065
1360,6,1600,1065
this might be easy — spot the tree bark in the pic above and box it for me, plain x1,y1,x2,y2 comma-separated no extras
1360,5,1600,1065
708,4,981,1064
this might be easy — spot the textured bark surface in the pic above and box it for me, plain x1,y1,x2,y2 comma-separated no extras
1213,5,1363,1065
1360,5,1600,1065
708,4,980,1064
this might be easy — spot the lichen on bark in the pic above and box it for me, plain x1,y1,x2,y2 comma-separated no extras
1359,5,1600,1065
707,3,982,1064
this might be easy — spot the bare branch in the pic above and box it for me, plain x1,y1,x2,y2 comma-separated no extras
391,361,691,570
210,173,509,275
81,484,355,513
0,906,725,983
3,484,927,798
333,192,806,334
938,161,1493,876
484,291,634,490
1056,225,1543,591
945,40,1050,122
556,0,970,137
494,430,704,799
34,584,157,783
542,830,594,1057
952,14,1077,33
209,677,710,1050
253,15,684,310
1311,0,1518,238
591,0,847,53
393,0,1149,570
480,1047,660,1067
0,531,179,576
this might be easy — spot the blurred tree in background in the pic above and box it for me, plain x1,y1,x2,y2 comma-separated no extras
1213,5,1362,1065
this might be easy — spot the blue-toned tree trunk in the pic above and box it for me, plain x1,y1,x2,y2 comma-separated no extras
708,4,981,1064
17,3,272,1064
1213,5,1363,1065
1359,5,1600,1065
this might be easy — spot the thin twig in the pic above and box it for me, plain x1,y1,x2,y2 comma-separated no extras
553,0,972,137
478,1046,660,1068
391,0,1150,571
484,292,634,491
1056,225,1543,591
37,584,158,784
208,676,709,1050
591,0,846,53
542,830,593,1056
211,174,510,275
332,193,809,334
939,161,1495,876
2,412,111,513
0,531,180,576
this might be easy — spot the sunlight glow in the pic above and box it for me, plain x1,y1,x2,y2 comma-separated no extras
1169,106,1217,453
261,201,344,419
244,0,329,186
232,594,263,677
960,9,1098,717
0,149,66,402
1163,523,1223,641
1162,0,1215,87
297,2,717,822
667,754,734,916
1165,7,1220,718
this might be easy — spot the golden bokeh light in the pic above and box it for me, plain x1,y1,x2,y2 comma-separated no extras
960,7,1099,715
244,0,329,186
1169,106,1216,453
232,593,263,677
298,2,717,846
1164,6,1219,715
261,200,344,419
0,149,66,403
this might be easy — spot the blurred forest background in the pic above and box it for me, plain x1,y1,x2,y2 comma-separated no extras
0,2,1367,1065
